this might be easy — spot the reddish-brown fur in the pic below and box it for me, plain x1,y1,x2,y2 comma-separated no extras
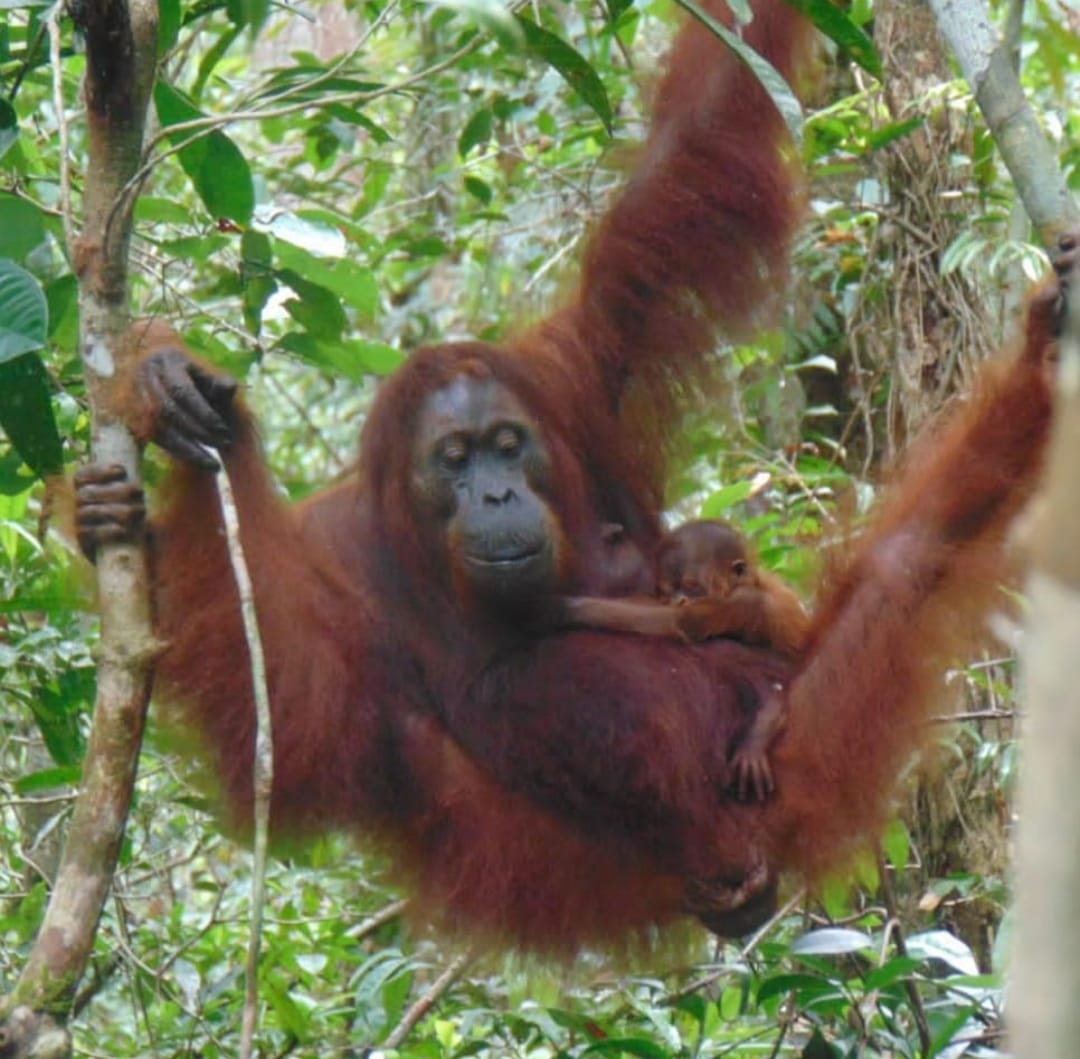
769,287,1058,883
107,0,1063,954
560,520,809,654
557,520,810,802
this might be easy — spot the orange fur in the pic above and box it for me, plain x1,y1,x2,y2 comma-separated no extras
769,288,1058,882
114,0,1061,954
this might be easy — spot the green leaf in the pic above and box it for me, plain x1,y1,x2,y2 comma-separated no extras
274,240,379,319
670,0,803,145
464,176,493,204
421,0,523,47
278,333,402,381
134,195,194,225
278,269,347,341
241,229,276,334
0,448,35,496
863,956,921,991
700,480,752,517
158,0,181,53
459,107,493,158
0,195,46,262
582,1038,670,1059
790,927,874,956
0,353,63,478
604,0,634,24
781,0,881,78
154,81,255,224
906,930,978,975
515,16,613,134
253,67,383,105
881,818,910,869
32,668,95,765
865,115,923,152
14,766,82,795
225,0,270,33
0,98,17,162
44,274,78,350
192,24,244,100
351,340,403,376
0,259,47,363
756,973,833,1005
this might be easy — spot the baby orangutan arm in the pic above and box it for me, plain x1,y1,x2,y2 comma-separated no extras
553,595,687,639
676,573,809,654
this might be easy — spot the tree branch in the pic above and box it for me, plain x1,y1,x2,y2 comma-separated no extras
1012,240,1080,1051
926,0,1078,242
0,0,160,1048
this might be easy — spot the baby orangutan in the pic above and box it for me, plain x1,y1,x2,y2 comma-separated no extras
561,519,809,801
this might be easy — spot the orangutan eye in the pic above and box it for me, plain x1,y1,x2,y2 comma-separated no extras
494,426,522,457
731,559,748,578
439,437,469,469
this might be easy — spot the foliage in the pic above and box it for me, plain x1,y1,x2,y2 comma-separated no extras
0,0,1076,1053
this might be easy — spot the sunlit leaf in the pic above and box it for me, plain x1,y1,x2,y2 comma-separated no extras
790,927,874,955
274,240,379,319
906,930,979,976
700,480,753,517
882,818,910,869
422,0,522,47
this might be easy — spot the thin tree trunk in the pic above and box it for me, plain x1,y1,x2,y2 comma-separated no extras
0,0,159,1053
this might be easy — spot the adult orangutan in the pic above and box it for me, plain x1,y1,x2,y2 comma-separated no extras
75,0,1076,954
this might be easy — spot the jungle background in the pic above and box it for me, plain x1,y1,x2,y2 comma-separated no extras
0,0,1077,1053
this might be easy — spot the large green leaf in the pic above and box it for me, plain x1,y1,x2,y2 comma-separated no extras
157,0,181,53
0,353,63,479
0,194,46,262
672,0,804,145
782,0,881,78
278,269,347,341
278,332,402,381
274,240,379,319
0,258,47,363
154,81,255,224
515,16,613,134
459,107,493,158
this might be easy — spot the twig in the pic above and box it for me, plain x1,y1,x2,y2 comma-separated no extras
929,709,1016,725
46,2,74,252
204,446,274,1059
875,845,931,1056
344,898,408,942
381,951,472,1050
668,887,807,1002
106,35,484,244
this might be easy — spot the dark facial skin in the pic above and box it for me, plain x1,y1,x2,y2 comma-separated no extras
411,373,563,608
